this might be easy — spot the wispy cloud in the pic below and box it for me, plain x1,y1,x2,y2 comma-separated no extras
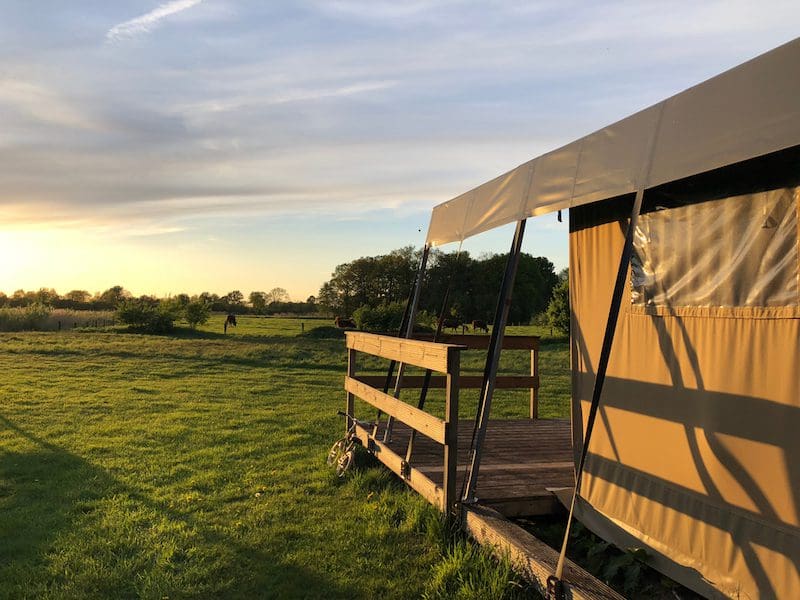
106,0,204,42
0,79,99,130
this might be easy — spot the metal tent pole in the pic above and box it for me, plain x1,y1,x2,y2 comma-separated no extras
548,102,665,600
383,244,430,442
371,254,421,438
461,219,526,504
404,283,453,462
548,188,645,599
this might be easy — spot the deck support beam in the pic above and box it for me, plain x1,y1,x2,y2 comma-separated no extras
463,504,624,600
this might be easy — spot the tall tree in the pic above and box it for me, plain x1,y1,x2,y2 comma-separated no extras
225,290,244,305
249,291,267,312
65,290,90,303
99,285,129,307
266,287,290,304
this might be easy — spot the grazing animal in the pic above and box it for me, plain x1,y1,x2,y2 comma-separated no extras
441,317,462,332
224,313,237,333
334,316,356,329
471,319,489,333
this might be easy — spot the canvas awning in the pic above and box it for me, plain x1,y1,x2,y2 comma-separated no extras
426,37,800,247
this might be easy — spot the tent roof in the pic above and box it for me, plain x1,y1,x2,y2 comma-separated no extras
426,37,800,247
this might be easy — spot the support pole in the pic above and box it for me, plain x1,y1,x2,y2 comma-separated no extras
405,285,453,462
530,342,539,419
462,219,526,504
372,260,420,438
346,348,356,433
553,186,645,584
442,347,460,515
383,245,430,442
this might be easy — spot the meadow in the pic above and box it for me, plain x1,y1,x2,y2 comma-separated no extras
0,307,115,332
0,315,570,599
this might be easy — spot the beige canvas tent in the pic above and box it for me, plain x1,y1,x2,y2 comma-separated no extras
424,39,800,598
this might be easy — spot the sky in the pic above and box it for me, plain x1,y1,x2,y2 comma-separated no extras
0,1,798,300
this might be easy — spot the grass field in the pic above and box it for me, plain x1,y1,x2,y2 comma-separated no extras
0,316,571,599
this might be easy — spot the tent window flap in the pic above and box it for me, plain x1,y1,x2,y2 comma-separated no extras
631,187,799,308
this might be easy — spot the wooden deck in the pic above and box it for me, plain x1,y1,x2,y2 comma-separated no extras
343,332,621,599
372,418,575,517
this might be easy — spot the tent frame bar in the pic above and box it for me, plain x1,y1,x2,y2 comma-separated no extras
461,218,527,504
383,244,430,442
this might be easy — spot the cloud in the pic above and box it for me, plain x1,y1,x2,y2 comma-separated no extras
0,79,99,130
106,0,204,41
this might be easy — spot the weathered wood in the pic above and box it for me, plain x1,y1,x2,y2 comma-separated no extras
414,333,539,350
352,423,443,509
374,419,575,517
463,504,625,600
346,348,356,432
346,331,465,373
355,374,539,390
480,495,562,518
530,347,539,419
442,348,459,516
345,377,446,444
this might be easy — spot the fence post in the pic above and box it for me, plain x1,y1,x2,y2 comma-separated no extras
346,347,356,434
442,346,460,515
530,339,539,419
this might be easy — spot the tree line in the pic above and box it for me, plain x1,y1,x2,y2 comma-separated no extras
0,286,317,315
317,246,562,326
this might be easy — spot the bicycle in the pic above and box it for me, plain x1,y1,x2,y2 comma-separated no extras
327,410,373,477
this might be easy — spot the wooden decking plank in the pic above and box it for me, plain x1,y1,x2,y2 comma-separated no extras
365,418,575,517
463,504,625,600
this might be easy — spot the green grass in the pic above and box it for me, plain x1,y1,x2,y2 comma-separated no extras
0,316,569,599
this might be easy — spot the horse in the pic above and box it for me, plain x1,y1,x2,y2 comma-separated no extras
334,316,356,329
224,313,237,333
441,317,462,332
471,319,489,333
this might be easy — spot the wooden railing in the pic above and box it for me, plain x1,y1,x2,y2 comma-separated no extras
344,331,542,515
357,334,541,418
345,331,464,514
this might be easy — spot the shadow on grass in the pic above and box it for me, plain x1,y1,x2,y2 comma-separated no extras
0,415,357,599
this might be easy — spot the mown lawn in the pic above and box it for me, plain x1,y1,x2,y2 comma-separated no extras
0,316,570,599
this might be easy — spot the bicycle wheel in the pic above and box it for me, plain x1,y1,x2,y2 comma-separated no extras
336,450,355,477
327,439,346,466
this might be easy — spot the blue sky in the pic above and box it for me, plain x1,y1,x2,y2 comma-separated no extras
0,1,797,299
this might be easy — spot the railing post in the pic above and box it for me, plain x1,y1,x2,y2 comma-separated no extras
346,348,356,433
442,347,460,515
530,339,539,419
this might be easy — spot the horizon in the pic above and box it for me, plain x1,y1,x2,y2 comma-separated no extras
1,2,798,299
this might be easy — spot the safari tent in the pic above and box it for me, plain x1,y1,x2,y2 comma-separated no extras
422,38,800,598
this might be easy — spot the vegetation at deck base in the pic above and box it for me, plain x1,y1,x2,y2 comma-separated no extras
0,316,567,599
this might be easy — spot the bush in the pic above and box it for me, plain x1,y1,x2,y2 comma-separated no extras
117,299,178,333
24,303,52,330
184,300,211,329
0,303,53,331
352,302,437,333
546,279,570,335
352,302,406,332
